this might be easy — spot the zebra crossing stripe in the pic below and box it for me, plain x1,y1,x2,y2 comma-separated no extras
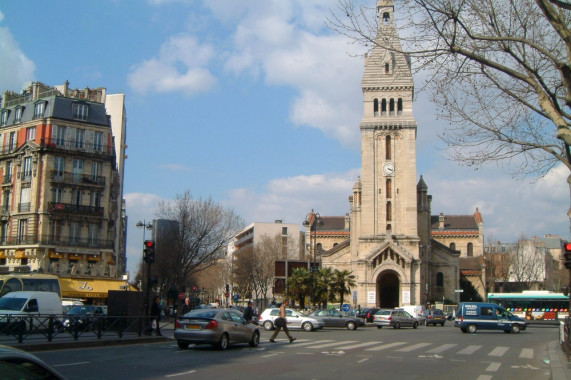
365,342,407,351
306,340,358,349
457,345,482,355
426,343,457,354
488,346,509,356
285,339,334,347
519,348,533,359
486,362,501,372
335,341,383,350
396,343,431,352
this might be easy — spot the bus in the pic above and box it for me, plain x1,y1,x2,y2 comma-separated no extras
0,273,61,298
487,291,569,321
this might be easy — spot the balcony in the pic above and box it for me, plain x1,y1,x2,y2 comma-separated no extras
47,201,104,217
50,171,105,187
41,139,114,158
0,234,114,249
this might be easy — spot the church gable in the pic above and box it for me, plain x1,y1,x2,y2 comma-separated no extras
366,242,414,271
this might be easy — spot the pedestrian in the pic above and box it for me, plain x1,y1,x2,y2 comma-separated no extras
151,296,162,336
269,299,295,343
181,297,192,316
164,304,170,322
243,301,255,323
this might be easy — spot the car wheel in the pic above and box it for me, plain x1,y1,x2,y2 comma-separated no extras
218,333,229,350
249,330,260,347
460,328,467,333
177,340,189,349
510,324,521,334
263,321,274,331
346,321,356,330
413,322,418,329
376,325,382,329
394,322,400,329
302,322,313,332
467,324,477,334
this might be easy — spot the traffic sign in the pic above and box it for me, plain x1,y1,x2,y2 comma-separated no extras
233,294,240,302
455,289,464,293
341,303,350,312
178,292,185,299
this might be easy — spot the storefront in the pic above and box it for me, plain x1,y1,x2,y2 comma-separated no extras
59,277,138,304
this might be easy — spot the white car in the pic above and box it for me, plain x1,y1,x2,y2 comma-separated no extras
259,308,324,332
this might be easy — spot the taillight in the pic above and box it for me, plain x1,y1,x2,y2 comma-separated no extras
388,316,392,321
367,313,371,318
461,316,464,322
206,320,218,329
175,319,181,329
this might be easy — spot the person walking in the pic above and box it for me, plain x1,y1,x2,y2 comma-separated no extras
181,297,192,316
151,296,162,336
243,301,255,324
269,299,295,343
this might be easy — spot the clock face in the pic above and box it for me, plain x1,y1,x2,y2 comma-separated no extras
383,162,395,176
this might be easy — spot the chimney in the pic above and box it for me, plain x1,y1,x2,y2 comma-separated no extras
439,213,445,229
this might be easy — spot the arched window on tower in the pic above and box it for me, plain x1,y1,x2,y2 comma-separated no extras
389,98,395,115
386,201,392,221
381,99,387,116
397,98,403,115
374,98,379,116
450,242,456,251
385,63,390,74
467,243,473,257
436,272,444,287
385,135,391,160
383,12,390,25
386,179,392,198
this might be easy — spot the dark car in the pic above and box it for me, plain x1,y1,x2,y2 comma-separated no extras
426,309,446,326
307,309,364,330
62,305,107,331
357,308,380,323
0,344,66,379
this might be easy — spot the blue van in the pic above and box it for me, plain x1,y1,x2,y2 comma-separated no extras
454,302,527,334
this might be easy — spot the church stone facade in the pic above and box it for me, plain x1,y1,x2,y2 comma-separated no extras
321,0,462,309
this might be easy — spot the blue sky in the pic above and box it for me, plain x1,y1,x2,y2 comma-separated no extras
0,0,568,277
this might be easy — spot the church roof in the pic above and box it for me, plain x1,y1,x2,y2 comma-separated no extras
431,215,478,230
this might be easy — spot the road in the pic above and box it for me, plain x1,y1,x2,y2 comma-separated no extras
35,323,557,380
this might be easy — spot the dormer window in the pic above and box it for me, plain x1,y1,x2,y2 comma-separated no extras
383,12,390,24
34,101,46,119
0,110,8,126
72,102,89,121
14,106,24,123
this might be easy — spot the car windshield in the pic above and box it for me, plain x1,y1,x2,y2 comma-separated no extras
66,306,94,315
185,310,218,318
377,310,391,316
0,297,26,311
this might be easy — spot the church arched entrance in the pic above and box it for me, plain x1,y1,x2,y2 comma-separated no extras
377,270,400,308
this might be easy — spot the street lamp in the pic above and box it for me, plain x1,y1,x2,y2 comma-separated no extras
136,220,154,328
303,209,323,270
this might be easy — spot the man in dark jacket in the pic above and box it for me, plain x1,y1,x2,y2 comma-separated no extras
243,301,255,323
151,296,162,336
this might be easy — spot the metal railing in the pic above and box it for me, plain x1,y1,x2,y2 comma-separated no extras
0,234,114,249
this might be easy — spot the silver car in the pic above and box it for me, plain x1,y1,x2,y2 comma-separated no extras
373,309,420,329
259,308,324,331
307,309,364,330
174,308,260,350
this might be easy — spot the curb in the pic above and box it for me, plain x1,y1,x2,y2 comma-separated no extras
547,340,570,380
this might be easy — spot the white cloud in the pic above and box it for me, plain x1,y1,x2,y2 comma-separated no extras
0,13,35,92
127,35,217,95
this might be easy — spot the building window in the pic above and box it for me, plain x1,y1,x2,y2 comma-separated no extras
70,222,80,244
386,201,392,221
383,12,390,24
374,98,379,116
72,189,82,206
73,159,83,182
5,161,13,183
92,161,101,181
436,272,444,287
385,135,391,160
54,157,65,178
450,243,456,251
72,103,88,121
385,63,390,74
23,157,32,180
51,221,62,243
1,222,8,244
52,188,63,203
18,219,27,244
26,127,36,142
14,107,24,123
19,187,30,212
282,227,288,235
88,224,99,245
75,129,85,149
389,98,395,115
94,132,103,151
9,132,16,152
397,98,403,115
54,125,66,146
381,99,387,115
386,179,392,198
90,191,101,207
0,110,9,126
3,191,11,211
34,102,46,119
467,243,474,257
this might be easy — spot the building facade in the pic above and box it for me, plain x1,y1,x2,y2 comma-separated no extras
0,81,126,280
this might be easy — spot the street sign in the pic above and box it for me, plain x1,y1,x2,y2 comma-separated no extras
233,294,240,302
178,292,185,299
341,303,350,312
455,289,464,293
224,292,230,298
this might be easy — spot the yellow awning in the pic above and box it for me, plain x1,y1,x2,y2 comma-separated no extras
14,250,27,259
68,254,80,260
59,277,137,299
87,255,100,262
107,257,115,264
0,251,5,259
50,252,64,259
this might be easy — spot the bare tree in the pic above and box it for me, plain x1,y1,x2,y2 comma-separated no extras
155,191,244,296
329,0,570,217
509,236,547,288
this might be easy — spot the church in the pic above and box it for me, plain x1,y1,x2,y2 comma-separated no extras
319,0,485,309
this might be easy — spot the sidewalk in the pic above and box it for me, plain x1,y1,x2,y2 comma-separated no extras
547,340,571,380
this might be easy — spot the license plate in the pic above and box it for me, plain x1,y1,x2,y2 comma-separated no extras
185,324,200,330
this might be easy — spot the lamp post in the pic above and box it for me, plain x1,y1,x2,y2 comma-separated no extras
303,209,323,308
136,220,154,325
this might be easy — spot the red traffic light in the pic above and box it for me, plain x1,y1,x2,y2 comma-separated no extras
565,242,571,251
144,240,155,248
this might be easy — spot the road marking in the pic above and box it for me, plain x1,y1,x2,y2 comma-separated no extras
261,353,280,358
365,342,407,351
166,370,196,377
519,348,533,359
486,362,501,372
335,341,382,350
53,362,90,367
488,346,509,357
426,344,457,354
457,345,481,355
357,357,370,363
396,343,431,352
306,340,358,349
284,339,334,347
476,376,492,380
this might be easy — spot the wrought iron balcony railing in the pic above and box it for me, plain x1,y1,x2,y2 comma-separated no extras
47,202,104,217
50,171,105,186
0,234,114,249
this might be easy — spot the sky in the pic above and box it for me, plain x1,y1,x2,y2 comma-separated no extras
0,1,568,277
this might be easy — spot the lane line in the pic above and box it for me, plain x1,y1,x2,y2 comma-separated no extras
52,362,90,367
165,370,196,377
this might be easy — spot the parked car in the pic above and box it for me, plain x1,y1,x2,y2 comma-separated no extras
62,305,107,331
259,308,324,331
307,309,364,330
373,309,421,329
174,308,260,350
0,344,66,380
357,308,381,323
426,309,446,326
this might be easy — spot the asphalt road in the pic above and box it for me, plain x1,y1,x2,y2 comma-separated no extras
35,323,559,380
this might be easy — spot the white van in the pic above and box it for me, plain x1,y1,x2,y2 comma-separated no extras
0,291,62,333
399,305,428,324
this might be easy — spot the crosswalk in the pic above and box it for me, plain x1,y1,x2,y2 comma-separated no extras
268,338,537,359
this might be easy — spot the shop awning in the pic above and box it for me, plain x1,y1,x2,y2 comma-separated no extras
49,252,64,259
0,251,5,259
59,277,137,299
87,255,100,262
14,250,27,259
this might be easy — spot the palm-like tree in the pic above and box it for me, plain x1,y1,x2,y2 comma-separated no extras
331,269,356,307
287,268,311,309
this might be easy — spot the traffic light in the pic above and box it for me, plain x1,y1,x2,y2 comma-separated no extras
564,241,571,269
143,240,155,264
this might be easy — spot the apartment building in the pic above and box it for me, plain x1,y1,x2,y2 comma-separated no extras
0,81,126,279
